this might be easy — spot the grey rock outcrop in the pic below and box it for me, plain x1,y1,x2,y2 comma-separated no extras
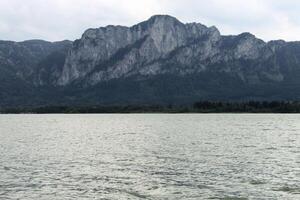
58,15,221,85
1,15,300,107
57,15,291,88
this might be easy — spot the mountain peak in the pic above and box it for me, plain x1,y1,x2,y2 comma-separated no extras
144,15,183,26
2,15,300,106
149,14,179,21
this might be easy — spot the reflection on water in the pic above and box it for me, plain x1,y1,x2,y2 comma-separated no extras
0,114,299,199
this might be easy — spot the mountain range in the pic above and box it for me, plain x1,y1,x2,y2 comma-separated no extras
1,15,300,107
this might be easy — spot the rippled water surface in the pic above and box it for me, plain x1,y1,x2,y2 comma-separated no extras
0,114,299,200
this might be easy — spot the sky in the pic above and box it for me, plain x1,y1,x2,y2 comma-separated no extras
1,0,300,42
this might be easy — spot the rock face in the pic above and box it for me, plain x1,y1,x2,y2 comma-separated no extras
58,15,220,85
0,39,71,82
56,15,284,87
1,15,300,107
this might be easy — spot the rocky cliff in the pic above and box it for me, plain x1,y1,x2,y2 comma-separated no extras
1,15,300,107
57,15,288,87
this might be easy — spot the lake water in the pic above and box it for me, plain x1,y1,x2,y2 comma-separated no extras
0,114,299,200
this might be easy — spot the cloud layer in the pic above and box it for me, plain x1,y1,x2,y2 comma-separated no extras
1,0,300,42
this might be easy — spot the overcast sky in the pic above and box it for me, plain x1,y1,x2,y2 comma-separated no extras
1,0,300,42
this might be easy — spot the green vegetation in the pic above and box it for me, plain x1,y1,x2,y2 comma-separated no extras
1,101,300,114
192,101,300,113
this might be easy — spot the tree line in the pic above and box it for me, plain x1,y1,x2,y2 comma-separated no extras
1,101,300,114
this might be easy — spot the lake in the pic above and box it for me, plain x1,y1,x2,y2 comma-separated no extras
0,114,299,199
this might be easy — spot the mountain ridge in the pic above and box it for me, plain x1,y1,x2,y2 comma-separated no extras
1,15,300,107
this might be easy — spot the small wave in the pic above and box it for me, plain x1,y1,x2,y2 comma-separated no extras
122,190,148,199
273,186,300,194
210,197,248,200
221,197,248,200
249,180,265,185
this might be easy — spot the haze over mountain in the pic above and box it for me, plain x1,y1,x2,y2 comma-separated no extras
1,15,300,107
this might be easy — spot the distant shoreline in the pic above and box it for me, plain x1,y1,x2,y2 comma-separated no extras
1,101,300,114
1,112,300,114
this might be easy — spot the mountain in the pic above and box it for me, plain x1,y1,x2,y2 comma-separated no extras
0,39,72,106
1,15,300,107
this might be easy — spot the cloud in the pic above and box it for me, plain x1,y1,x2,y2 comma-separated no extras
0,0,300,41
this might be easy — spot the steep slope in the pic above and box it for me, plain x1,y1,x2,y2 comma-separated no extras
1,15,300,107
58,15,221,85
52,15,300,104
0,40,71,80
0,40,72,107
57,15,289,88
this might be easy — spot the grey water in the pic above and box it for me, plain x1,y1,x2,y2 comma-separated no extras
0,114,299,200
